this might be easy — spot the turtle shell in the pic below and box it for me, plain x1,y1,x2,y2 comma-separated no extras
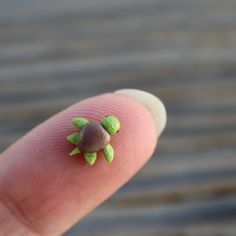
77,122,110,153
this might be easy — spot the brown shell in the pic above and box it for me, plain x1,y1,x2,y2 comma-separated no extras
77,122,110,153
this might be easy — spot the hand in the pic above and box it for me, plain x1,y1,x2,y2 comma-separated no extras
0,89,166,236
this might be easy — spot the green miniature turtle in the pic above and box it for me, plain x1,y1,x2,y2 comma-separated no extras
67,115,120,165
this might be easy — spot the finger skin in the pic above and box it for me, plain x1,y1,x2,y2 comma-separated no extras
0,93,158,235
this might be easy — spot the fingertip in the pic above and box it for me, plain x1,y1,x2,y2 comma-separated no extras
64,92,159,168
115,89,167,137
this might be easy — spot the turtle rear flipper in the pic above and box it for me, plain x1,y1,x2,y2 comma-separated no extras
84,152,97,165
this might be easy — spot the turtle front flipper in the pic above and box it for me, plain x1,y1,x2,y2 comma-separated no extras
102,144,114,163
84,152,97,165
72,118,89,128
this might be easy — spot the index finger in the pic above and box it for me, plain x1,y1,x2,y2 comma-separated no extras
0,89,166,236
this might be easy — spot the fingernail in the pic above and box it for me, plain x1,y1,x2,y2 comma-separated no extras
115,89,167,137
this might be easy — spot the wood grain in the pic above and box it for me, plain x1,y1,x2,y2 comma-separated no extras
0,0,236,235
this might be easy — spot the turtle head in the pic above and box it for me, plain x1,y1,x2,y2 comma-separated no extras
101,115,120,135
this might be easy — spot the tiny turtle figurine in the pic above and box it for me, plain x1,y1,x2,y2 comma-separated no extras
67,115,120,165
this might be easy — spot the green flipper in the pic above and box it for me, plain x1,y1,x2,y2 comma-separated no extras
84,153,97,165
67,132,80,145
72,118,89,128
102,144,114,163
69,147,81,156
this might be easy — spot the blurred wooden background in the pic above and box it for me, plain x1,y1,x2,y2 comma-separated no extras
0,0,236,235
